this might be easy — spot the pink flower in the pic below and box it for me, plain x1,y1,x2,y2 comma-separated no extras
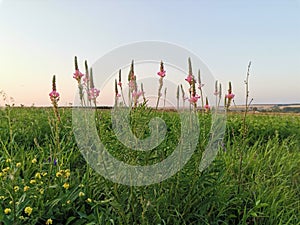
157,61,166,78
49,90,60,101
185,74,193,85
188,95,200,103
83,75,89,85
88,88,100,100
73,69,84,82
157,70,166,77
130,74,136,81
204,104,210,110
198,83,204,89
118,81,122,87
128,80,136,89
132,90,143,99
225,93,235,100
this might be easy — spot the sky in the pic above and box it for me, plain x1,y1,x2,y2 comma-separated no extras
0,0,299,107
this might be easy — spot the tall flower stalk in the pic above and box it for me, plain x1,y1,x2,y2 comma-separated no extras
115,79,120,106
49,75,60,122
118,69,127,106
88,68,100,107
238,61,252,194
84,60,90,106
176,85,180,110
180,84,186,109
128,60,136,107
204,97,210,113
49,75,60,168
163,87,167,109
225,81,235,110
214,80,219,110
141,83,147,105
218,83,222,109
126,60,143,108
197,69,204,112
242,62,252,138
73,57,100,107
73,56,84,105
156,60,166,109
186,58,200,110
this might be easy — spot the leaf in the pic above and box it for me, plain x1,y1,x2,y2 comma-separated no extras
77,211,88,219
65,216,77,225
255,200,261,206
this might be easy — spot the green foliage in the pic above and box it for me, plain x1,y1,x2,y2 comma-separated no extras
0,107,299,224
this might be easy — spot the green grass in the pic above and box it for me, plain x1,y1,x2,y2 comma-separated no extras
0,106,299,224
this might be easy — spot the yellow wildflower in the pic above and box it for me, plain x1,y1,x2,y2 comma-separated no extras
4,208,11,214
31,158,37,164
24,186,30,192
46,218,53,225
6,159,11,163
42,172,47,177
63,183,70,190
66,200,71,204
0,196,5,200
39,188,44,194
14,186,19,192
0,172,3,177
35,172,41,179
16,162,21,167
30,179,36,184
24,206,33,216
56,171,62,177
2,167,10,173
86,198,92,203
79,191,85,197
64,169,70,178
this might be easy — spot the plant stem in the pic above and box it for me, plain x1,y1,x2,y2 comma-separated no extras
242,61,251,139
156,77,163,110
238,61,251,194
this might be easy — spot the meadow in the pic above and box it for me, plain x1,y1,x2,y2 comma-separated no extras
0,105,299,225
0,58,299,224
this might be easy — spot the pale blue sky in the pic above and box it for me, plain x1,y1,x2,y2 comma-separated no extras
0,0,299,106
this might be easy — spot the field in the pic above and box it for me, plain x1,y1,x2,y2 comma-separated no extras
232,104,300,113
0,106,299,225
